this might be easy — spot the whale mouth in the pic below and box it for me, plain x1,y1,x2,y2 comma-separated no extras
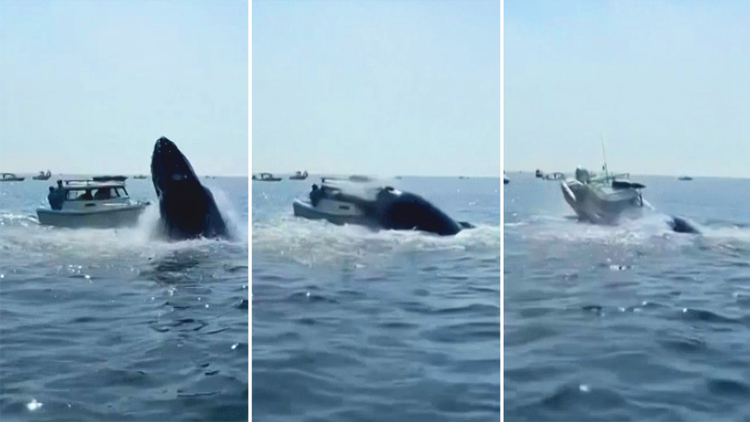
151,137,199,197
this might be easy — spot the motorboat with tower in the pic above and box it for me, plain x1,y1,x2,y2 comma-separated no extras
560,137,646,225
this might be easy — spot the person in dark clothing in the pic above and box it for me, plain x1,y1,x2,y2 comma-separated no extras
309,184,324,206
80,189,93,200
48,186,64,210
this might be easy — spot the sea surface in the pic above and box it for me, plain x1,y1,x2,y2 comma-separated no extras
505,172,750,421
0,176,248,422
252,176,501,422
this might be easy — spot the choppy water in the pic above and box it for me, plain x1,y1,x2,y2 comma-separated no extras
252,176,501,422
0,176,248,421
505,172,750,421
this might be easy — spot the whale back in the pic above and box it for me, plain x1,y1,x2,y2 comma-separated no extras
374,190,462,236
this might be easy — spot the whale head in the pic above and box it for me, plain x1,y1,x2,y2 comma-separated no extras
150,136,228,239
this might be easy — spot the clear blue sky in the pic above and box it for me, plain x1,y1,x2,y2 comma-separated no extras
252,0,500,178
505,0,750,178
0,0,248,176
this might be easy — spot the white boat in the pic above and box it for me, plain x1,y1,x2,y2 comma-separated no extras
36,178,150,228
561,167,644,225
293,178,373,226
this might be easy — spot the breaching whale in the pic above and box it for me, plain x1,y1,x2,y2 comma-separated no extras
293,180,473,236
150,136,229,240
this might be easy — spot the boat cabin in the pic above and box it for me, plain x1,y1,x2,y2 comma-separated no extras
51,179,133,211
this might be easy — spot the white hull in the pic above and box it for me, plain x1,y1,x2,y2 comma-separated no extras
292,198,372,226
37,203,148,228
561,179,643,225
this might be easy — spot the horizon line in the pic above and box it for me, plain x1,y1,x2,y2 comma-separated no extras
504,169,750,179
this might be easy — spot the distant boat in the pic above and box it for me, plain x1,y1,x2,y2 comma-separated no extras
504,173,510,185
544,172,565,181
253,173,282,182
289,170,308,180
535,169,544,178
678,176,693,181
33,170,52,180
0,173,25,182
133,175,148,180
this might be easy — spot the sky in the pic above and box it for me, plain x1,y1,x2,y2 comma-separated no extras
506,0,750,178
252,0,501,178
0,0,248,176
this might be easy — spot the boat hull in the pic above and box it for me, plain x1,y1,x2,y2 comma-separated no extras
292,199,372,227
561,179,643,225
37,203,148,229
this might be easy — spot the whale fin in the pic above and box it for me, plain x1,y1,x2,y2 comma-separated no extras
668,216,700,234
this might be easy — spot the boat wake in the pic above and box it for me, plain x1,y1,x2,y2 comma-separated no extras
0,190,246,264
252,215,500,267
507,208,750,252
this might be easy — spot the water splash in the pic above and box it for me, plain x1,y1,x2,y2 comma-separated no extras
252,215,499,267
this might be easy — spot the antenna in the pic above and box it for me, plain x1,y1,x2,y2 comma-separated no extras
601,133,609,179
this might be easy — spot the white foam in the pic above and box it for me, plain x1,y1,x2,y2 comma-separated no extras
252,215,499,266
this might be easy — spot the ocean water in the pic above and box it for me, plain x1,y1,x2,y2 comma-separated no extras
251,176,501,422
504,172,750,421
0,176,248,422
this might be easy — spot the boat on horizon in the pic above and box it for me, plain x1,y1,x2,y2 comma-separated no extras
289,170,308,180
544,172,566,181
0,173,25,182
33,170,52,180
253,172,282,182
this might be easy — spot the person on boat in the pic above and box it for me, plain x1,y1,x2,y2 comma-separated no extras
94,187,112,200
309,184,325,206
575,166,591,184
80,189,93,200
48,187,64,210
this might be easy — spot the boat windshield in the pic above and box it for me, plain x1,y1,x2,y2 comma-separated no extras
66,187,128,200
320,180,383,201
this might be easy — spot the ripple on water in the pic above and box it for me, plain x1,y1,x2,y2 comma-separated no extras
0,178,248,421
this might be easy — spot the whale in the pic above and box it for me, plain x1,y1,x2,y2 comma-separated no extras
150,136,229,240
293,183,473,236
668,216,701,234
369,188,472,235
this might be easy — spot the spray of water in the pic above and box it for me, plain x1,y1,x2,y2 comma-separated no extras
252,214,499,267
